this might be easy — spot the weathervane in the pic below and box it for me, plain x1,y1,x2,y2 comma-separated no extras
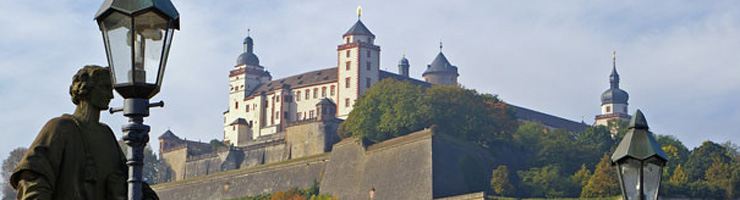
357,6,362,19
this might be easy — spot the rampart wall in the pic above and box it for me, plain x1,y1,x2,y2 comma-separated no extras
153,154,329,200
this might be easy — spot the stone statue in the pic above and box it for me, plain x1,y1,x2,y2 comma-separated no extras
9,66,158,200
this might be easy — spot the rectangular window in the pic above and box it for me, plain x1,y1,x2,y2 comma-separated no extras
345,98,350,107
345,78,351,88
276,95,280,102
305,89,310,99
296,91,301,101
366,61,371,71
276,112,279,119
330,85,335,96
235,101,239,109
345,61,351,70
367,50,371,57
346,50,350,57
246,105,249,112
296,113,301,121
309,111,314,118
313,88,318,99
366,78,371,88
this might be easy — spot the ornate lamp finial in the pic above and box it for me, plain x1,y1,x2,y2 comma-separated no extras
357,6,362,19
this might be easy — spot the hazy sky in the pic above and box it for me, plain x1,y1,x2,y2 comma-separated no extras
1,0,739,162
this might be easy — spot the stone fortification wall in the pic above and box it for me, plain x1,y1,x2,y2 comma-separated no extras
285,120,340,159
320,130,434,200
160,148,188,182
154,127,495,200
184,149,244,179
153,154,329,200
319,128,496,200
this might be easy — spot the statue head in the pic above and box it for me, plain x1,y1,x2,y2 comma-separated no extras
69,65,113,110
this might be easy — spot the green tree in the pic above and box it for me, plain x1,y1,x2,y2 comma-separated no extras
581,154,619,198
337,79,427,143
490,165,515,196
656,135,690,178
210,139,227,151
685,141,730,182
119,140,160,184
423,86,517,147
517,165,575,198
571,164,592,188
2,147,27,200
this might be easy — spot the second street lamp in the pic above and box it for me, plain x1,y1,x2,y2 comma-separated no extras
611,110,668,200
94,0,180,199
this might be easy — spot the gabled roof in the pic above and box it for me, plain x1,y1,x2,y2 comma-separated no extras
159,129,179,140
509,105,588,132
246,68,338,98
344,20,375,37
379,71,431,87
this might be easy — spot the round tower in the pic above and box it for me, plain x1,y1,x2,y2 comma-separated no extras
422,43,459,86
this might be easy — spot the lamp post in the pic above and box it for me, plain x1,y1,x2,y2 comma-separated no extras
611,110,668,200
94,0,179,199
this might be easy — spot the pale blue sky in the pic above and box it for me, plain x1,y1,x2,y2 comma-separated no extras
1,1,739,164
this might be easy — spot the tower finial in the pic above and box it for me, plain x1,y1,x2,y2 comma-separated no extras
402,48,406,57
439,41,443,52
357,6,362,19
248,28,251,37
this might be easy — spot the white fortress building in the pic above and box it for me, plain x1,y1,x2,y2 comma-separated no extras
222,12,461,146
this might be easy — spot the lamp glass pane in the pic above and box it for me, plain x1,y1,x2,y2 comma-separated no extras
133,12,168,85
100,12,132,85
157,27,174,86
643,158,664,200
619,159,641,200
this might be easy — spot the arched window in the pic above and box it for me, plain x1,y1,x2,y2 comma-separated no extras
330,85,335,96
322,87,327,97
313,88,318,99
296,91,301,101
305,89,310,99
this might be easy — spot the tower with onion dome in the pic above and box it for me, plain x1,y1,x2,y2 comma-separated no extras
595,51,631,127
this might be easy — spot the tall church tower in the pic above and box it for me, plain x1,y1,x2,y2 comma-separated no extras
423,43,459,86
595,51,630,127
224,33,271,146
336,7,380,119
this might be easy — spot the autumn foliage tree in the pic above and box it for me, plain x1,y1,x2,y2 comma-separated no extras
490,165,515,196
580,154,619,198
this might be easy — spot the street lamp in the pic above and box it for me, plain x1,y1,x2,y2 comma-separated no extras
94,0,179,199
611,110,668,200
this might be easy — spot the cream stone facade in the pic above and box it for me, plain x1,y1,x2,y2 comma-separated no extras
221,15,444,147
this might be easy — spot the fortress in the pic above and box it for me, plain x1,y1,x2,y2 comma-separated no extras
154,10,631,199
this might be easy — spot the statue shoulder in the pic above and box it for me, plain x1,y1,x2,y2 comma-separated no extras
37,115,81,139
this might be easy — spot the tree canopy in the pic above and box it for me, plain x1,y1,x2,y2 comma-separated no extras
338,79,517,146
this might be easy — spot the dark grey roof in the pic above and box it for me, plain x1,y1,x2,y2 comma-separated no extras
237,52,260,66
422,52,458,76
237,36,260,66
316,98,336,106
379,70,431,87
344,20,375,37
398,56,409,66
510,104,588,132
246,68,338,98
230,118,248,125
601,66,629,105
159,129,179,140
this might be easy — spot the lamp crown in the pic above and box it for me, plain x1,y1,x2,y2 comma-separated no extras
629,109,648,129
